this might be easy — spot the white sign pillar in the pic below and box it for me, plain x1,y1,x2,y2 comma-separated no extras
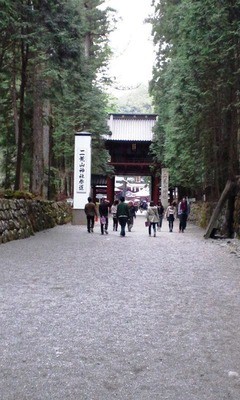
161,168,169,209
72,131,92,225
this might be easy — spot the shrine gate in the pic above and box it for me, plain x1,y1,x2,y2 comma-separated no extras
101,113,161,204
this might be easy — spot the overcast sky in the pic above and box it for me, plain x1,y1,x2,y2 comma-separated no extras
101,0,155,93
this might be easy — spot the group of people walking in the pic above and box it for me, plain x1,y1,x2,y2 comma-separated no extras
84,196,190,237
164,197,190,233
84,196,136,237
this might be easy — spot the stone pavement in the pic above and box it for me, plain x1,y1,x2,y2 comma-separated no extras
1,214,240,400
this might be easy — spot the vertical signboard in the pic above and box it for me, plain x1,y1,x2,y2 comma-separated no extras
73,132,92,210
161,168,169,209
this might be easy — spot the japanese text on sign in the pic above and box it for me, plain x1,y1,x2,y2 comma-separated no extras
77,148,87,193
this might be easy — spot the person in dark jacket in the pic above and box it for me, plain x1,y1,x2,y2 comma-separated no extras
157,200,164,231
178,197,189,233
127,201,136,232
84,197,98,233
99,197,109,235
116,196,130,237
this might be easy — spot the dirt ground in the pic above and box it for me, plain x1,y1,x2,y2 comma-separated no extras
1,215,240,400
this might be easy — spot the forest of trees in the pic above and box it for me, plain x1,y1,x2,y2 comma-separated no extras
0,0,239,201
150,0,240,200
0,0,114,199
111,84,153,114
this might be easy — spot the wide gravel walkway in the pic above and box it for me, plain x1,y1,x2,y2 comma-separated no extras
1,214,240,400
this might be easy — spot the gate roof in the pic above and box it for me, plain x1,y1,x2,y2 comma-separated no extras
105,113,158,142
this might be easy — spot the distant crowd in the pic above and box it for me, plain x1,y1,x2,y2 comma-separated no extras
84,196,190,237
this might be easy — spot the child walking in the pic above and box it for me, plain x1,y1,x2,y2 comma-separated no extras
111,199,119,231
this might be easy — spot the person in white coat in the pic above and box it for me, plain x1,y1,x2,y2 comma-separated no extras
146,201,159,237
165,202,177,232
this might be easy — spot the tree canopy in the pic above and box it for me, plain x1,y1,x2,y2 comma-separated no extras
0,0,114,198
2,0,240,201
150,0,240,199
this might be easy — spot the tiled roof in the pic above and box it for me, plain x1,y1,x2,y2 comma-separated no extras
105,114,158,141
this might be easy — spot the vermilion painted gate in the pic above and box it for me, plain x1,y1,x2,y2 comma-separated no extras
102,113,161,204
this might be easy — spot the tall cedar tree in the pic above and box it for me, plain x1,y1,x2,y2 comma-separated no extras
150,0,240,199
0,0,113,197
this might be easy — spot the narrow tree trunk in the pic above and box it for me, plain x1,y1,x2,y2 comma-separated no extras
4,123,12,189
226,194,235,238
227,3,239,178
11,45,19,144
42,100,50,199
31,67,44,196
14,39,28,191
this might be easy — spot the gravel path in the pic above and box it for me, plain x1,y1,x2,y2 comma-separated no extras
1,215,240,400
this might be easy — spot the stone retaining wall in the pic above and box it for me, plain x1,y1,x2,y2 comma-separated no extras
0,199,72,244
189,193,240,238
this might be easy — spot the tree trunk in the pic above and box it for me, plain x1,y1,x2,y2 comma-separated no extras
11,45,19,145
31,67,44,196
42,100,51,199
14,39,28,191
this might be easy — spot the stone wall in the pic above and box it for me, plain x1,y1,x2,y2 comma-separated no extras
0,199,72,244
189,193,240,238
